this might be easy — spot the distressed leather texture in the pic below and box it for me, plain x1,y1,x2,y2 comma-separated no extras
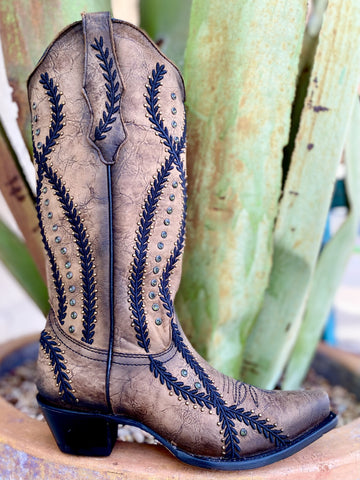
30,12,331,461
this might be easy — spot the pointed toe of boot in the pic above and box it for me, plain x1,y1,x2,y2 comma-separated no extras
298,388,331,431
279,388,334,441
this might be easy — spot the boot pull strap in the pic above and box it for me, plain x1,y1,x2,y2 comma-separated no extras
82,12,126,165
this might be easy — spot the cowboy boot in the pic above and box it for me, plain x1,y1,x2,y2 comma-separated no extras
29,12,336,470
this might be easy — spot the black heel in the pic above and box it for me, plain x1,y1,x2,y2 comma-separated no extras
37,395,118,456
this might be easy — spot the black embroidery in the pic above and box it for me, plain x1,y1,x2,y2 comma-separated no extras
129,155,174,352
91,36,120,141
144,63,289,459
35,174,67,325
149,356,211,408
34,73,97,344
40,330,75,402
33,73,66,325
129,63,186,352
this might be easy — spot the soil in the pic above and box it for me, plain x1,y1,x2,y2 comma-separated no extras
0,360,359,441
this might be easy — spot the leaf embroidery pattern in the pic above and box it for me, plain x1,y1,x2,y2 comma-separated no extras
40,330,76,402
34,73,97,344
129,63,186,352
91,36,120,141
149,356,212,409
35,171,67,325
33,73,66,325
145,64,289,459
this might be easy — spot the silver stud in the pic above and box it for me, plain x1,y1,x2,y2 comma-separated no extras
171,107,177,115
52,224,58,231
151,279,157,287
42,187,48,194
171,121,177,128
149,291,156,299
66,271,73,279
69,325,75,333
69,299,76,306
55,236,61,243
65,261,71,269
155,255,161,262
161,231,167,239
152,303,160,311
181,369,188,377
37,142,42,149
155,318,162,325
60,247,67,255
171,93,176,100
169,194,175,201
166,207,173,214
71,311,77,319
47,212,53,219
164,219,170,226
172,181,178,188
157,242,164,250
35,128,40,136
153,266,159,274
240,428,247,437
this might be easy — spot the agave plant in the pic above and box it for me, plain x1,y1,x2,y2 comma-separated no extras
0,0,359,393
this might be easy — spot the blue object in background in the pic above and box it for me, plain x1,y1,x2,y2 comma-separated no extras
321,214,337,346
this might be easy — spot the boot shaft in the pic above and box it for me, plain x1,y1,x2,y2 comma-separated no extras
29,13,186,359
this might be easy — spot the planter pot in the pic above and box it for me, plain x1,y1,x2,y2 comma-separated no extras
0,335,359,480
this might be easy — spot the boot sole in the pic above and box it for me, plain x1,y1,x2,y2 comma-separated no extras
38,395,337,470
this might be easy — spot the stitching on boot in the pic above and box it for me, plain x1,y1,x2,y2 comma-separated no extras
90,36,120,142
33,74,67,326
40,330,77,403
141,64,289,459
33,73,97,344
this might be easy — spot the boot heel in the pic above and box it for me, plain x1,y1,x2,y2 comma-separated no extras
38,396,118,456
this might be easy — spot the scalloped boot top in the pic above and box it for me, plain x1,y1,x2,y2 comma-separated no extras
29,12,336,470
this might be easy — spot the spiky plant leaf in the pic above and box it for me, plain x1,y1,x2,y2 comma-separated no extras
0,123,45,281
176,0,307,377
243,0,360,388
140,0,192,71
283,97,360,389
0,219,48,315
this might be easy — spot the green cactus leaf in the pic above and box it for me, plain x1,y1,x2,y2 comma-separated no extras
282,97,360,390
139,0,192,71
0,219,48,316
0,123,46,281
243,0,360,389
176,0,307,377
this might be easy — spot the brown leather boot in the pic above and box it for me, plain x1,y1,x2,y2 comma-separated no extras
29,12,336,470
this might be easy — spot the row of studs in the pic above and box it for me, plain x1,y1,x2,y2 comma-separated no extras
32,84,66,151
144,78,236,454
128,85,181,329
33,91,98,337
40,185,78,329
148,180,178,321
